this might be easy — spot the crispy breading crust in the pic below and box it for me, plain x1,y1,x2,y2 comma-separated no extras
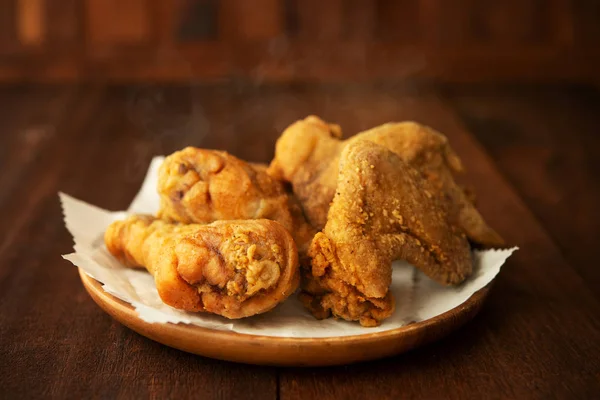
105,215,299,319
303,141,473,326
269,116,503,247
158,147,314,254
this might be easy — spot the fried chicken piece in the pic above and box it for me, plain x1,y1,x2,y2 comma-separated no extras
303,141,473,326
286,193,318,262
268,116,503,247
268,116,342,230
157,147,314,254
105,215,299,318
249,162,317,258
357,123,502,248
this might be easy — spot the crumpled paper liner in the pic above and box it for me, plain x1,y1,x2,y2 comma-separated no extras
61,156,517,338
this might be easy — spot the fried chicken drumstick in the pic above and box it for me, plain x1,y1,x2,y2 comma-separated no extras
302,141,472,326
105,215,299,318
158,147,314,254
268,116,503,247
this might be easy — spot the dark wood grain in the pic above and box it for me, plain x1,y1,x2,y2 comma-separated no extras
0,85,77,207
442,84,600,296
0,86,277,399
0,84,599,398
1,1,600,83
269,87,600,400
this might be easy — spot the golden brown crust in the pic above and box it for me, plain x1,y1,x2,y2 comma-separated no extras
105,215,299,319
158,147,314,254
269,117,503,247
303,141,473,326
158,147,292,226
304,233,396,327
355,123,502,248
267,116,344,229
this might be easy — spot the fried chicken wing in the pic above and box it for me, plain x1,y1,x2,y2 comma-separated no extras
357,123,502,248
105,215,299,318
268,116,503,247
303,141,473,326
158,147,314,253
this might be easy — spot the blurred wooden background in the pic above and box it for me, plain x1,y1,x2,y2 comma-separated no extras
0,0,599,83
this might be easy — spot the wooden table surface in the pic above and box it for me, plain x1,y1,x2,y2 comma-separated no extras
0,83,599,399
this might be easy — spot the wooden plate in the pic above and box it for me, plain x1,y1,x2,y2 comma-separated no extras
79,268,490,367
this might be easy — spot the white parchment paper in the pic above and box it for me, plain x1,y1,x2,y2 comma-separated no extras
61,156,517,338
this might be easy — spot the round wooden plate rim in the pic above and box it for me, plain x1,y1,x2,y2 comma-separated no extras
79,268,490,345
